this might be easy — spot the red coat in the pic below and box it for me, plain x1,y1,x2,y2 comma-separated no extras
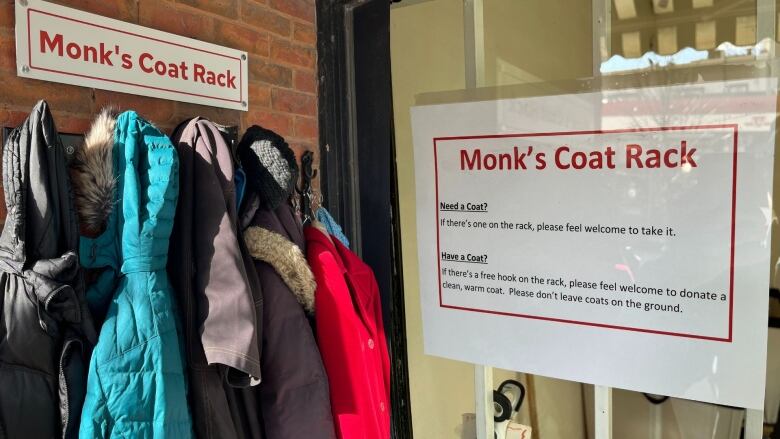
305,227,391,439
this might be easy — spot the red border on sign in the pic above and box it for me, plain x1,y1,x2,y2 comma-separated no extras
433,124,738,343
27,8,244,104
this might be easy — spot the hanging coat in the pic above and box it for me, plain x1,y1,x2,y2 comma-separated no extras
169,117,263,439
0,101,96,439
304,227,391,439
238,127,336,439
70,109,193,438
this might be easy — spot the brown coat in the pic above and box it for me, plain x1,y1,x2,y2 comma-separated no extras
169,118,263,439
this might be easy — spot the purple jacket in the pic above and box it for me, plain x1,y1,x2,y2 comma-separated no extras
238,125,336,439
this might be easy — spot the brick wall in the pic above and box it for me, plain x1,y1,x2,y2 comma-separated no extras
0,0,318,165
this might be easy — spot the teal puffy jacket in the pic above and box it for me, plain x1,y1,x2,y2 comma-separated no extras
72,109,193,438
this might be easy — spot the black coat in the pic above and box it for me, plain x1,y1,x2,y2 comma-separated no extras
169,118,263,439
0,101,96,438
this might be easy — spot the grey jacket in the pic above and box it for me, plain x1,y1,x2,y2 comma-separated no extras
169,118,264,439
0,101,96,439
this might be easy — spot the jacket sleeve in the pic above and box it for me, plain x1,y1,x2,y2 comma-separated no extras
193,127,262,385
310,245,366,438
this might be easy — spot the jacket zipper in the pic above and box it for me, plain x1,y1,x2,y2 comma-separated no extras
59,338,75,436
43,284,69,310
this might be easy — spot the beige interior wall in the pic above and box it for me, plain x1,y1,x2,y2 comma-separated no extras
390,2,473,438
390,1,533,437
482,0,593,86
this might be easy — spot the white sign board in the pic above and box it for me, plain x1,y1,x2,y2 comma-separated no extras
15,0,248,111
411,79,777,409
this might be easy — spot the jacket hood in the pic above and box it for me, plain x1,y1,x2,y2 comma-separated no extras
73,110,179,276
237,125,298,210
0,100,96,339
0,100,80,268
69,108,118,236
244,225,316,313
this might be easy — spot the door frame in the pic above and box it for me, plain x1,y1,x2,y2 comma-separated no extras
316,1,413,438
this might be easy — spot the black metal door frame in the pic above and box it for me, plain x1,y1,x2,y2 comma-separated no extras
316,1,413,438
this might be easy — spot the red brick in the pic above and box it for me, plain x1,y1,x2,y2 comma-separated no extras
271,39,315,69
287,142,316,174
48,0,138,22
177,0,239,19
293,70,316,94
0,109,31,129
249,57,292,87
0,75,93,113
0,0,13,29
214,21,270,56
287,143,305,162
249,82,271,108
139,0,214,41
272,88,315,116
294,116,317,139
294,142,317,159
270,0,314,23
242,1,291,37
175,102,242,127
94,90,177,126
153,125,173,137
244,109,292,137
293,22,316,45
0,35,15,71
51,112,93,134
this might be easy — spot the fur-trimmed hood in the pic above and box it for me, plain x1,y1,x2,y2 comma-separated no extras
244,225,316,313
69,108,118,236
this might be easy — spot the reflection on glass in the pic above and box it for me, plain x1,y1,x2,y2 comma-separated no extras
606,0,762,74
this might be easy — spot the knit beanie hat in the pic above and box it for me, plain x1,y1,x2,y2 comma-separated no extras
237,125,298,210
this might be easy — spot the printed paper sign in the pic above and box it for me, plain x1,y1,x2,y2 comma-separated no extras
16,0,248,111
412,79,777,409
